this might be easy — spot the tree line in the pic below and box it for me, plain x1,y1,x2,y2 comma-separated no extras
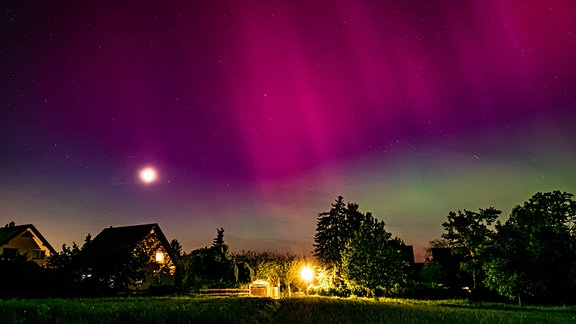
2,190,575,305
312,191,576,305
0,226,313,297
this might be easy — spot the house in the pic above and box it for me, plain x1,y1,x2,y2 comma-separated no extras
0,222,56,267
430,247,469,289
83,223,178,290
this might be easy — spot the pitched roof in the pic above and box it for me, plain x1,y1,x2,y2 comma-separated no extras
0,224,57,254
85,223,177,263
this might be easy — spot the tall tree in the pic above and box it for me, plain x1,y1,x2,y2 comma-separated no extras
441,207,501,290
314,196,347,273
313,196,363,281
341,212,408,298
169,238,185,290
183,228,239,288
483,191,576,305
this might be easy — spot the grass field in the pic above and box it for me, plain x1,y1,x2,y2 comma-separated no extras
1,296,574,323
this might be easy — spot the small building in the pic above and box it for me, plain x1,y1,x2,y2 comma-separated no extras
249,280,279,298
83,223,178,290
431,247,468,289
0,223,56,267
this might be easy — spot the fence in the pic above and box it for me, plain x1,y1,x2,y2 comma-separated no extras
197,288,250,297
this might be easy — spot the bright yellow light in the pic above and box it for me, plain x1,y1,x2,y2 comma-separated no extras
155,251,164,263
139,167,157,184
301,265,314,282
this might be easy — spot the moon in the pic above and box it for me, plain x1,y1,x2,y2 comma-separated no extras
139,167,158,184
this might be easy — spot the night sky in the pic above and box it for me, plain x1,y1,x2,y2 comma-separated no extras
2,1,576,261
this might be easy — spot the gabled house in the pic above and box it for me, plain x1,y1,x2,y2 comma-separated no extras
0,223,56,267
83,223,178,290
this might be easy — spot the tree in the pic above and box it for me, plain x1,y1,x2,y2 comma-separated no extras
0,249,50,298
314,196,347,274
313,196,363,282
441,207,501,290
341,212,409,298
276,254,305,297
183,228,240,289
169,238,185,290
483,191,576,305
170,239,183,259
232,250,271,282
47,234,93,294
84,245,149,293
212,227,227,252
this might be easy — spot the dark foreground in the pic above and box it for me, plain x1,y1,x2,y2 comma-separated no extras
1,296,574,323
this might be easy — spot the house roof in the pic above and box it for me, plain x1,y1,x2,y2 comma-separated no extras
85,223,178,264
0,223,57,254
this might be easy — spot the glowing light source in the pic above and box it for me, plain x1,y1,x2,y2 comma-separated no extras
300,265,314,295
155,251,164,263
139,167,157,184
301,266,314,282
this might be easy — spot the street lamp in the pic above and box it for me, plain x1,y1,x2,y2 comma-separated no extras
300,265,314,295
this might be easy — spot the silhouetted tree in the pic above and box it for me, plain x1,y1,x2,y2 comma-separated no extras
212,228,225,246
170,239,183,258
313,196,364,283
169,238,185,290
183,228,241,288
442,207,501,290
0,249,50,298
47,234,92,294
341,212,408,298
83,243,149,293
483,191,576,305
314,196,347,273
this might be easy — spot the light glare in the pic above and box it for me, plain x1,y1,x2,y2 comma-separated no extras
301,266,314,282
139,167,157,184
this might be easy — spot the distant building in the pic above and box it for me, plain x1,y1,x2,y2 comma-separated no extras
431,247,468,289
0,223,56,267
83,223,179,290
403,245,415,267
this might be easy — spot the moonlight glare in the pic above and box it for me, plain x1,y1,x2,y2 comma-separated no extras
139,167,157,184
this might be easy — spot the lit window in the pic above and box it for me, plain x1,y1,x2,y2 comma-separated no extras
155,251,164,263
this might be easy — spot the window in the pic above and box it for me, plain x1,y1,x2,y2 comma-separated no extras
32,249,46,259
155,251,164,263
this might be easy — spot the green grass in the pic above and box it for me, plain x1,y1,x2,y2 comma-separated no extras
274,297,576,323
0,297,279,324
1,296,574,323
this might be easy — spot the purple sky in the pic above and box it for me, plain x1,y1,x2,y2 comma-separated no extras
2,1,576,261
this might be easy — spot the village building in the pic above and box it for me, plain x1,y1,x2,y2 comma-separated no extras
84,223,179,290
0,222,56,267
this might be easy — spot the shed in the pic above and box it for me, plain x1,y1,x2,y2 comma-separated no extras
249,280,279,298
